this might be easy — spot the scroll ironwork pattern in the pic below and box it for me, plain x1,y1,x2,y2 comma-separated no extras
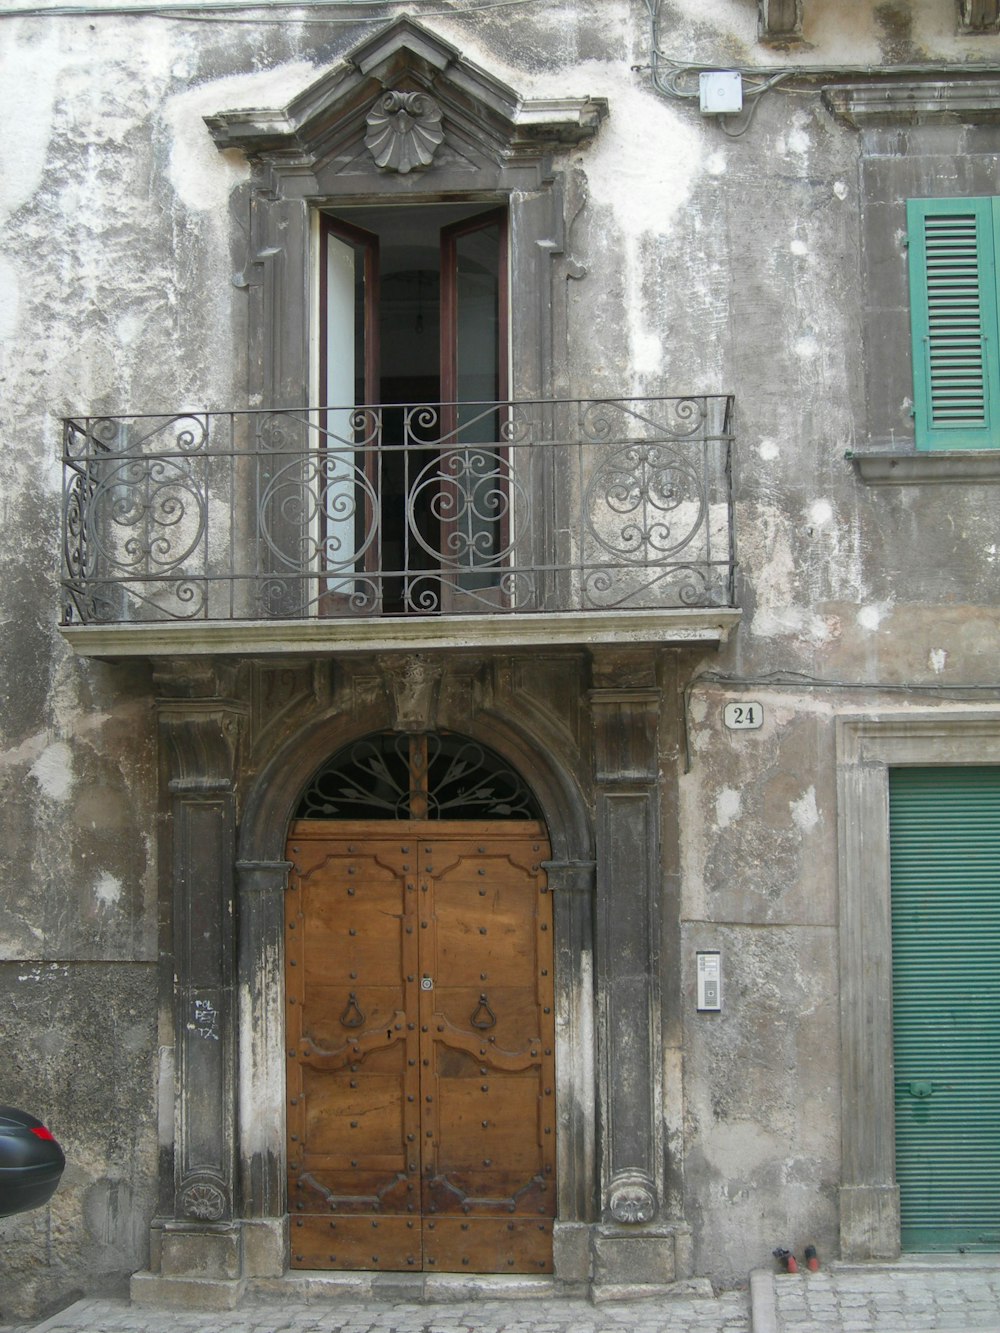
60,396,734,625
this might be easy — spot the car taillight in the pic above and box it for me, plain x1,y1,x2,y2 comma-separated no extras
30,1127,55,1141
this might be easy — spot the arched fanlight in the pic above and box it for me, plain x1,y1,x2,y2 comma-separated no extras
294,731,542,821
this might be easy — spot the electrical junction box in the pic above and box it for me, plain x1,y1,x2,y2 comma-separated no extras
699,71,743,115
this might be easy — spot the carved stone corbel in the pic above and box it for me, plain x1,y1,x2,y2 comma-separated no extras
959,0,1000,32
758,0,804,43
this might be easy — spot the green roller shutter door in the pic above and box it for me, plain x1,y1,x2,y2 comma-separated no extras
890,766,1000,1251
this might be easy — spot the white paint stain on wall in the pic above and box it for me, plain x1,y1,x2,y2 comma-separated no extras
0,255,21,341
29,742,74,802
583,80,702,382
93,872,123,909
857,603,891,631
0,28,59,220
790,786,819,834
716,787,742,830
809,500,833,526
163,62,314,213
929,648,948,673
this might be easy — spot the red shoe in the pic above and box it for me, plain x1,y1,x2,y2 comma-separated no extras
772,1247,798,1273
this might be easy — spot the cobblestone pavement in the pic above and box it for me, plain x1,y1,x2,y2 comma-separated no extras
767,1260,1000,1332
4,1261,1000,1333
5,1291,751,1333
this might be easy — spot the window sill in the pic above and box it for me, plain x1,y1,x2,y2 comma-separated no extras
847,449,1000,485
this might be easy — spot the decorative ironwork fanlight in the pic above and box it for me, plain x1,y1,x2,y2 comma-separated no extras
294,731,542,821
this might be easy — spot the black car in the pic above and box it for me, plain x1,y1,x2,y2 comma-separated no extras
0,1107,65,1217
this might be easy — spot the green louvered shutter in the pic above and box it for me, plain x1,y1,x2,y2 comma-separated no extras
890,766,1000,1251
908,197,1000,450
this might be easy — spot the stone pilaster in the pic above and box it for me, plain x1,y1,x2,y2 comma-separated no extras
133,672,249,1308
236,859,292,1277
588,648,687,1289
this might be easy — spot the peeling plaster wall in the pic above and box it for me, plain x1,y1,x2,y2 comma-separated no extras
2,0,1000,1313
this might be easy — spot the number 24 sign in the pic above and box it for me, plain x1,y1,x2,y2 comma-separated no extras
723,702,764,731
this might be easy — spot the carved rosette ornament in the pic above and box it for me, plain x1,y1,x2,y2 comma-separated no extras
608,1169,658,1224
180,1179,227,1221
365,90,444,174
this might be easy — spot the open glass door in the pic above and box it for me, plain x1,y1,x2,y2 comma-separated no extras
437,210,509,610
319,215,379,612
319,203,508,615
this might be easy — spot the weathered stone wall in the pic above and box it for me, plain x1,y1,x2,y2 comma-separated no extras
2,0,999,1314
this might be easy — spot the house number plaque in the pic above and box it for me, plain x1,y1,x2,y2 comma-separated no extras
723,702,764,731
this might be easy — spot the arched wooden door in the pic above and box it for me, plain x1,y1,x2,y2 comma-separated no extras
284,735,555,1273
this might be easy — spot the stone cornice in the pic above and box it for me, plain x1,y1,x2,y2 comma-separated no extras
824,78,1000,127
205,16,607,162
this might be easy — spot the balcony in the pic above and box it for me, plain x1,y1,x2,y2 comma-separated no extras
60,397,740,657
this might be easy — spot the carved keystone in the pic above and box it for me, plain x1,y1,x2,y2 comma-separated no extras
381,654,443,732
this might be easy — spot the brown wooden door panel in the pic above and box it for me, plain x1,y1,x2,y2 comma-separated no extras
286,821,553,1273
293,1215,421,1271
434,1077,546,1173
299,987,407,1052
295,1165,411,1213
423,1219,552,1274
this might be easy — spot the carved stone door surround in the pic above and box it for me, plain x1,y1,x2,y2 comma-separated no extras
139,645,698,1301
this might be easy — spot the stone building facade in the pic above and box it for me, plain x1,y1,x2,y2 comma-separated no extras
2,0,999,1319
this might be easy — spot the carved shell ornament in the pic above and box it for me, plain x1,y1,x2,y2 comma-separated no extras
365,90,444,174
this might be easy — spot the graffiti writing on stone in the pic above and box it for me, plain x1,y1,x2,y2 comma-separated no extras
191,999,220,1040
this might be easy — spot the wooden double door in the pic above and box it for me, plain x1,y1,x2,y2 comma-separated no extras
285,820,555,1273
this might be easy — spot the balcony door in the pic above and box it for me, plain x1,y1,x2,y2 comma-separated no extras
320,204,508,614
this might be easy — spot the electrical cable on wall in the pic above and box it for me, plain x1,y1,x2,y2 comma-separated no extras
1,0,547,20
682,670,1000,772
640,0,1000,133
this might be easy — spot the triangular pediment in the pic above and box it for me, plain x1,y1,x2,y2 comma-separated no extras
205,17,606,178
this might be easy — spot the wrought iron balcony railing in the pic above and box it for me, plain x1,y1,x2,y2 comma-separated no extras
61,397,735,627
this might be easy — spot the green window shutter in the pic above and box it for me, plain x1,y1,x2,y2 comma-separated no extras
907,196,1000,450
